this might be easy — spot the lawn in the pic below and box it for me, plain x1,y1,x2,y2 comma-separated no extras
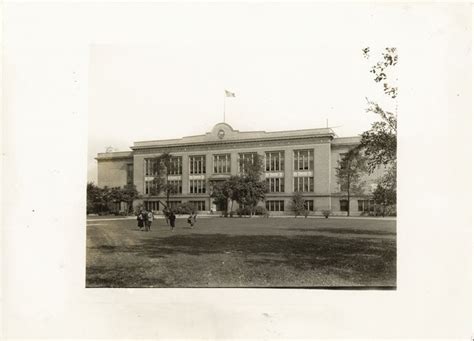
86,216,396,288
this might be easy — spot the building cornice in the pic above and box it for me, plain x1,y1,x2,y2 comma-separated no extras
132,135,333,155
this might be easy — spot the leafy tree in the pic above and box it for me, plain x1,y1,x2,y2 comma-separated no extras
150,152,177,209
210,177,239,213
234,154,267,216
360,47,398,211
372,164,396,216
335,148,367,216
360,47,398,173
290,192,306,217
121,184,140,213
87,182,107,214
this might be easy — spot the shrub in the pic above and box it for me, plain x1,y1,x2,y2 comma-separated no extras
254,206,267,216
230,211,235,218
223,211,229,218
175,202,194,215
322,209,331,218
236,207,251,216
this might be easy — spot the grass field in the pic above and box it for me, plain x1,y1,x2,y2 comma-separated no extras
86,216,396,288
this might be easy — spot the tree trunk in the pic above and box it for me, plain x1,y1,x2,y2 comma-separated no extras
347,174,351,217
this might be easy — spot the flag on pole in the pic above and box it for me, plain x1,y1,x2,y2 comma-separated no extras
225,89,236,97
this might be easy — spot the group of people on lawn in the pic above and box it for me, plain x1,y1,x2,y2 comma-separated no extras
136,207,197,231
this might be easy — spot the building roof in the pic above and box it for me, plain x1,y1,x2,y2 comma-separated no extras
131,122,336,150
96,151,133,161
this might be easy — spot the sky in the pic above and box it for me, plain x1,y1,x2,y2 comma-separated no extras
87,3,398,183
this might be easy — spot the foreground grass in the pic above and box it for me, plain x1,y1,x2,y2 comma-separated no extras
86,217,396,288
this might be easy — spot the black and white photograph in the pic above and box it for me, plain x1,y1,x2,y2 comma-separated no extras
85,39,399,288
2,1,471,339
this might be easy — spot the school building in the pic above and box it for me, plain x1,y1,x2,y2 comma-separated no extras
96,122,381,215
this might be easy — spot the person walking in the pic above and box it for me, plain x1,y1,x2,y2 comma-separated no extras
137,209,145,231
146,210,154,231
169,210,176,231
187,211,195,228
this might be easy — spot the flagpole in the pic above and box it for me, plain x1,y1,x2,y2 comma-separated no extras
223,91,226,123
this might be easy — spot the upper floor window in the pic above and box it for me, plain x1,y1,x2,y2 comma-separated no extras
294,176,314,192
144,158,159,176
265,151,284,172
145,156,181,176
189,179,206,194
238,152,258,173
127,164,133,185
213,154,231,174
294,149,314,171
266,177,284,193
168,179,182,194
189,155,206,174
168,156,182,175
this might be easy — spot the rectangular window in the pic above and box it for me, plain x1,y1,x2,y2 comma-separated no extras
304,200,314,211
189,179,206,194
293,176,314,192
144,158,160,176
144,200,160,211
266,177,285,193
189,155,206,174
293,149,314,171
189,200,206,211
238,152,257,173
358,199,375,212
213,154,231,173
265,200,285,212
168,180,182,194
127,164,134,185
168,156,182,175
168,201,181,210
265,151,284,172
340,199,349,212
145,180,158,195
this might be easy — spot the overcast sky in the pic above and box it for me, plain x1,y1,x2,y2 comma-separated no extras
88,3,397,183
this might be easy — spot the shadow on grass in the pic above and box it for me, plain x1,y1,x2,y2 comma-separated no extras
88,233,396,285
287,228,396,236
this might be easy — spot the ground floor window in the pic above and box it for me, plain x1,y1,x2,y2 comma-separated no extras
304,200,314,211
266,200,285,212
294,176,314,192
168,201,181,210
358,199,375,212
340,199,349,212
189,200,206,211
144,200,160,211
189,179,206,194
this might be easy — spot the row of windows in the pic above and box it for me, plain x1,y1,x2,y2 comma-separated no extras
144,149,315,176
144,157,182,176
266,200,285,212
146,177,318,194
144,199,319,213
339,199,375,212
267,200,314,212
